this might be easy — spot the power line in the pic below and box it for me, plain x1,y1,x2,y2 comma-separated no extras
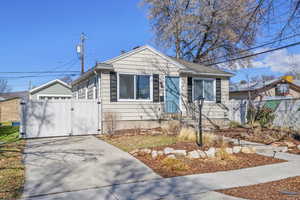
0,71,80,74
0,74,78,79
199,32,300,64
207,40,300,66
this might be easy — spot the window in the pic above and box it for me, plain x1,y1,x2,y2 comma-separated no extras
118,74,152,100
193,79,215,101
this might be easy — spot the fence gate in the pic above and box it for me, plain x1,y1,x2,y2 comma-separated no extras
20,100,101,138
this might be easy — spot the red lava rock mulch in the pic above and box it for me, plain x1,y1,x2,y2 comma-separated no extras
218,176,300,200
136,153,286,178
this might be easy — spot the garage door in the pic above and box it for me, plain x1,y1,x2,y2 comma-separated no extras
20,100,101,138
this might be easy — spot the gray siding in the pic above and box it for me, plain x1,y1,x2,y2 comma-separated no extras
30,83,72,100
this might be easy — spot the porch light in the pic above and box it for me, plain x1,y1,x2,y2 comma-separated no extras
196,97,205,147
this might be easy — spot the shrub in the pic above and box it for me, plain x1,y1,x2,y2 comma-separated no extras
247,106,275,128
162,120,181,135
177,127,196,141
161,157,189,171
104,112,119,134
215,148,235,161
228,121,242,128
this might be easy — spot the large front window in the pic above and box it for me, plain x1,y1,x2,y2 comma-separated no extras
119,74,151,100
193,79,215,101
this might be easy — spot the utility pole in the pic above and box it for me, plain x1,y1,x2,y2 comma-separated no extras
77,33,87,75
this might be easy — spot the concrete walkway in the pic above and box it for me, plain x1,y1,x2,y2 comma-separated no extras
24,148,300,200
22,136,160,199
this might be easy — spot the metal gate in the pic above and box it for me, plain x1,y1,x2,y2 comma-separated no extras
20,100,101,138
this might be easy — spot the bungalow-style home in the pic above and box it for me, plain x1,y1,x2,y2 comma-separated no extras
72,45,233,131
230,76,300,100
0,91,28,123
29,79,72,100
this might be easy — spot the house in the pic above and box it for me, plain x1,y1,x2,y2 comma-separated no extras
71,45,233,131
230,76,300,100
29,79,72,100
0,91,28,122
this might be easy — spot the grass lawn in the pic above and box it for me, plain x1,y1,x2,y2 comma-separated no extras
0,126,25,200
101,135,178,152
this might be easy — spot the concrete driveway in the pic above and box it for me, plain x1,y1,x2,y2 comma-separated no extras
22,136,160,199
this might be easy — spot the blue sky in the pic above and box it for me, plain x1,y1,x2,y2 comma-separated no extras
0,0,299,91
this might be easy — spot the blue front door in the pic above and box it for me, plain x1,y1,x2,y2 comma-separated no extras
165,76,180,113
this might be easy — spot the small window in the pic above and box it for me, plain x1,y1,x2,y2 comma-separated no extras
118,74,152,100
119,74,135,99
136,75,150,99
193,79,215,101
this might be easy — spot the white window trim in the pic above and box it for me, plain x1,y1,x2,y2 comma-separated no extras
37,94,72,100
192,78,216,102
117,73,153,102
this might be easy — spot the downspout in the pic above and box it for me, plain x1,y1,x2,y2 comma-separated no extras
93,70,103,134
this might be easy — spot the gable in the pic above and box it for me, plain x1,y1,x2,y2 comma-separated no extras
31,82,72,96
107,47,181,75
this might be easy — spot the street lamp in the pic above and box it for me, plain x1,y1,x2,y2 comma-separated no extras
196,97,205,147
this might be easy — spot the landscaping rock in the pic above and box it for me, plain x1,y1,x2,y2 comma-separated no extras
167,154,176,159
249,147,256,153
205,147,216,158
164,147,174,155
157,151,164,156
225,147,233,154
298,145,300,150
173,150,187,156
284,141,296,148
241,147,252,154
197,150,207,158
140,148,152,154
233,146,242,153
187,150,200,159
129,149,139,155
151,150,158,159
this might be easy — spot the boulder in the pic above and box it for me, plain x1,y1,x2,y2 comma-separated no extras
167,154,176,159
173,150,187,156
197,150,207,158
140,148,152,154
298,144,300,150
157,151,164,156
233,146,242,153
151,150,158,159
284,141,296,148
205,147,216,158
164,147,174,155
225,147,233,154
187,151,200,159
241,147,252,154
129,149,139,155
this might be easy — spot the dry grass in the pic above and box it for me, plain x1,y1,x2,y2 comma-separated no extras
161,121,181,135
101,135,178,152
0,141,25,200
161,157,189,171
177,127,196,142
215,148,236,161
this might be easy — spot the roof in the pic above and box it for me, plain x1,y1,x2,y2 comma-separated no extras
169,57,234,77
230,78,300,92
0,91,28,101
73,45,233,85
71,63,113,85
30,79,71,94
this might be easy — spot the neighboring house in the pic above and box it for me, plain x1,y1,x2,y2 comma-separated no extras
230,76,300,100
29,79,72,100
72,45,233,131
0,91,28,122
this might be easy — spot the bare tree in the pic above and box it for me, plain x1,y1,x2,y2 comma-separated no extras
141,0,265,68
0,80,10,94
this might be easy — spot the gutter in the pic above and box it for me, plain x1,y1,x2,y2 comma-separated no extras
179,69,234,77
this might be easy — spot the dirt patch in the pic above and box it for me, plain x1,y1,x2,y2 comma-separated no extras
136,153,285,178
218,176,300,200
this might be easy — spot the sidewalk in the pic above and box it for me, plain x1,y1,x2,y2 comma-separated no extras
24,152,300,200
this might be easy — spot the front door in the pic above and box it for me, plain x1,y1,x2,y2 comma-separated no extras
165,76,180,113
